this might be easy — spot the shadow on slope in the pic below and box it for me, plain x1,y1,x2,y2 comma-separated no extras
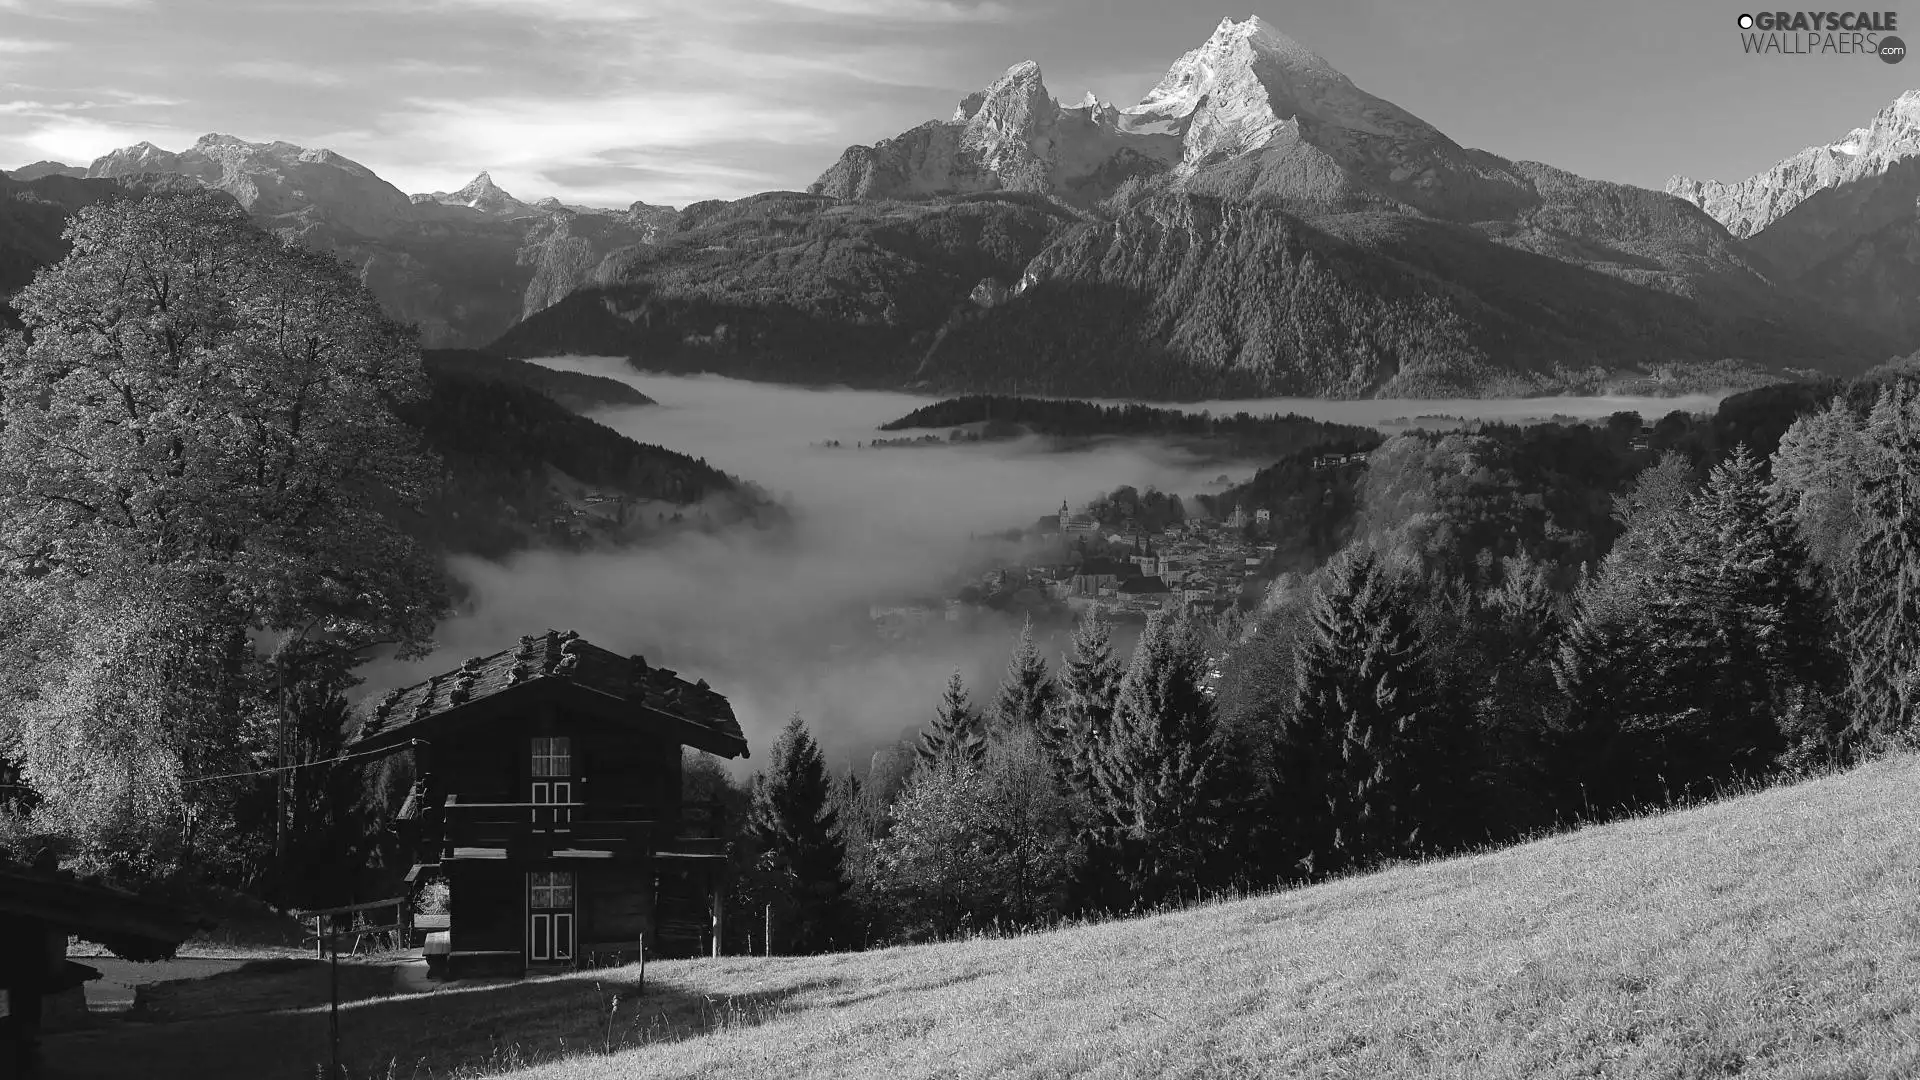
44,961,836,1080
489,191,1078,389
924,196,1879,399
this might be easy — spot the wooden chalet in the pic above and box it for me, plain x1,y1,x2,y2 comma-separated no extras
347,629,751,980
0,850,209,1079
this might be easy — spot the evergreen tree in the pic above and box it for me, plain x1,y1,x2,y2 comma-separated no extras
1286,550,1440,875
917,669,985,768
747,714,848,954
1689,445,1839,771
1085,610,1225,909
1553,455,1720,812
1835,384,1920,746
1466,555,1566,840
990,616,1058,736
1042,612,1125,799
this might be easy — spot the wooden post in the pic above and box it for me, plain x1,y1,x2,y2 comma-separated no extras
708,875,724,959
328,936,340,1079
763,903,772,958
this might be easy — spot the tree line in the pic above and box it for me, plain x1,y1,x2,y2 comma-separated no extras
732,377,1920,952
878,395,1383,461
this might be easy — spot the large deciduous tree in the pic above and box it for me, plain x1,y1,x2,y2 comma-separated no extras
0,192,450,864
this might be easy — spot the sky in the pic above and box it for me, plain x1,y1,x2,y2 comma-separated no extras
0,0,1912,209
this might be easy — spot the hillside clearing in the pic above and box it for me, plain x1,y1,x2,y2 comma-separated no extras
46,754,1920,1079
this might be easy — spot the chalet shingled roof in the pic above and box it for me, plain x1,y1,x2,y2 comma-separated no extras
348,629,750,758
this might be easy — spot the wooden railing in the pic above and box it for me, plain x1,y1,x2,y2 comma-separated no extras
421,799,730,853
296,896,412,958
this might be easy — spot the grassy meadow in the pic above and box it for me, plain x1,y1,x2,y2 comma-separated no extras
47,753,1920,1080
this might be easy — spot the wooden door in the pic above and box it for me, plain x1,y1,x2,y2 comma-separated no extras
527,871,576,963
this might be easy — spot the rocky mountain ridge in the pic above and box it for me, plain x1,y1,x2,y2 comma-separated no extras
6,161,87,181
1666,91,1920,238
40,134,682,347
811,16,1541,221
763,15,1890,396
1662,91,1920,348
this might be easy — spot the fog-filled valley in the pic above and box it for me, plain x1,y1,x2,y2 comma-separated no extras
363,357,1731,772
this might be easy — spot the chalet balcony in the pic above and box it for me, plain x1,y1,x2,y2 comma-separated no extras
415,798,732,863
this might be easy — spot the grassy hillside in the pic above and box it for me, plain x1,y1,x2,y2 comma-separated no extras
49,753,1920,1079
523,755,1920,1078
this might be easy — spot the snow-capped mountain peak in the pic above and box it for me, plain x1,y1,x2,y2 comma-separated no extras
1669,89,1920,237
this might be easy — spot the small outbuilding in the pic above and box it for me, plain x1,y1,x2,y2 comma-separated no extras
0,849,209,1079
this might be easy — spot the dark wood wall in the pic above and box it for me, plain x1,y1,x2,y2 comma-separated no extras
426,704,683,810
582,863,652,948
447,863,521,954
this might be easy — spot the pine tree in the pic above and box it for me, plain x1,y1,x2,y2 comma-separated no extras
1286,550,1439,875
1085,610,1225,909
1689,444,1840,771
1042,612,1125,800
990,616,1058,737
1468,554,1565,839
917,669,985,767
747,714,849,954
1836,384,1920,746
1552,455,1721,812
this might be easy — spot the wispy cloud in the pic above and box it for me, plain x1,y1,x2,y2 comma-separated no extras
17,117,201,163
360,91,844,204
768,0,1016,22
0,39,69,54
0,92,183,115
222,60,348,87
0,0,150,14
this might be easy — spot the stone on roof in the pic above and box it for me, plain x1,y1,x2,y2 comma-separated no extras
349,629,749,758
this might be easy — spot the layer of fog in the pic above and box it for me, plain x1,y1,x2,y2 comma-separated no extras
364,362,1729,773
364,360,1259,772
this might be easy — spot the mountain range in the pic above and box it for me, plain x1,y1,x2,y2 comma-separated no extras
10,15,1920,398
7,136,679,347
507,16,1894,397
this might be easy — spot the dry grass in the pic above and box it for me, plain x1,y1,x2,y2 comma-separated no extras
45,754,1920,1079
510,754,1920,1080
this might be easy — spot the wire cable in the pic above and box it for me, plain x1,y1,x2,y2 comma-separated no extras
182,738,427,785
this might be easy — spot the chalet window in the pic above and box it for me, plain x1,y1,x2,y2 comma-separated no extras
527,871,576,963
529,871,575,909
530,737,572,777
